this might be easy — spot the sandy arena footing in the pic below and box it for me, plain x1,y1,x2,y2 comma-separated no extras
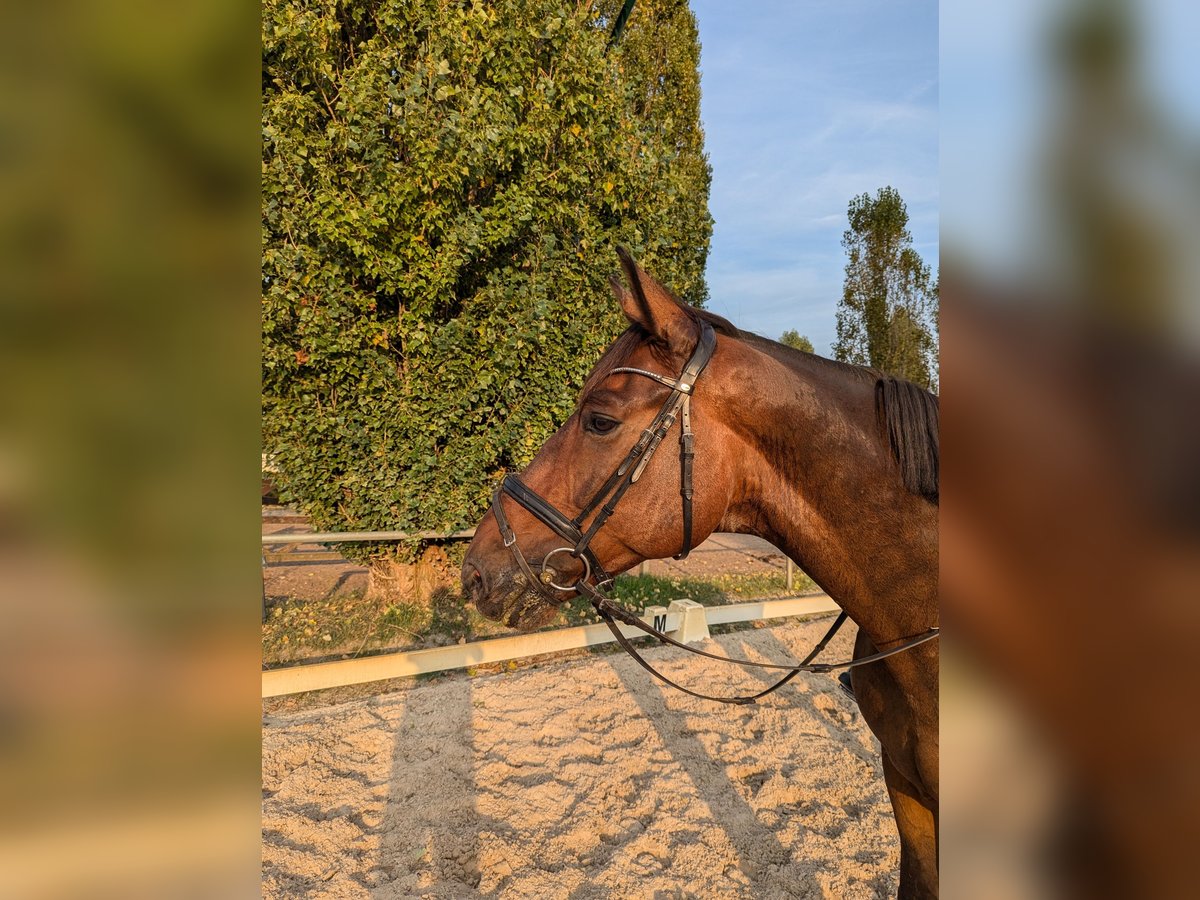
262,615,898,899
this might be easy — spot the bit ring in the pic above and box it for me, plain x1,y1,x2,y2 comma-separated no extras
541,547,591,592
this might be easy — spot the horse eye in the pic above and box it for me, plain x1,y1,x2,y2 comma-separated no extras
585,413,620,435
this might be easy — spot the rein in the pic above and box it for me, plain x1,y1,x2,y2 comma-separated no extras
490,320,940,704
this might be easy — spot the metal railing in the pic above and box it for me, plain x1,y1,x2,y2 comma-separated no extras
262,529,474,544
260,526,474,621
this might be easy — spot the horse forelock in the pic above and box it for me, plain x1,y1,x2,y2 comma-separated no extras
579,305,740,405
578,327,652,403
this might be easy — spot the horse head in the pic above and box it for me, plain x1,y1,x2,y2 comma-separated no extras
462,249,743,630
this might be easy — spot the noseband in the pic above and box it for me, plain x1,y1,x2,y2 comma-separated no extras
489,320,939,704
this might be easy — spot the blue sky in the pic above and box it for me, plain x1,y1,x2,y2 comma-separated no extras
690,1,938,355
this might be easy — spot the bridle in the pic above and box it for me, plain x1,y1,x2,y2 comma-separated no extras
490,320,939,704
492,321,716,594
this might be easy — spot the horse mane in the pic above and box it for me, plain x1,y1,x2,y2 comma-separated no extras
740,331,939,503
875,377,939,504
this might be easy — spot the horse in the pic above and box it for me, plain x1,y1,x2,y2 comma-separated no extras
462,249,940,898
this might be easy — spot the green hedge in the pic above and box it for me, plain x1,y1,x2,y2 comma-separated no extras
262,0,711,556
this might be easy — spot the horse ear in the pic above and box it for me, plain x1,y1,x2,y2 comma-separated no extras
607,273,634,308
613,246,697,353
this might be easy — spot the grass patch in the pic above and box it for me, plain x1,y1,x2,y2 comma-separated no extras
703,569,818,599
262,594,373,664
262,588,514,666
611,573,727,607
376,602,426,641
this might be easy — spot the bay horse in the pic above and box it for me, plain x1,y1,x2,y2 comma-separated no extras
462,249,939,897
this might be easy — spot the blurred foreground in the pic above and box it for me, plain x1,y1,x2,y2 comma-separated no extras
0,0,259,895
941,0,1200,896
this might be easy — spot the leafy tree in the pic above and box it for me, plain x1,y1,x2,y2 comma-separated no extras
261,0,712,560
601,0,712,304
834,186,938,390
779,330,814,354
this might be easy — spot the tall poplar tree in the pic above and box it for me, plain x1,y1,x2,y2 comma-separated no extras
833,186,938,390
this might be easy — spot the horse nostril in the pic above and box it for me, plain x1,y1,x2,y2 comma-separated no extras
461,561,485,600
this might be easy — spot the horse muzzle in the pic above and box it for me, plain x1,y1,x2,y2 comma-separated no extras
461,556,572,630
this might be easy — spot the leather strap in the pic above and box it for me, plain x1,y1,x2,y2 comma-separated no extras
495,482,612,593
675,394,695,560
581,580,938,703
491,485,557,592
494,322,717,611
592,592,939,673
596,599,851,705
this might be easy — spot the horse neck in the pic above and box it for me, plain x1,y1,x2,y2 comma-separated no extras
716,341,938,643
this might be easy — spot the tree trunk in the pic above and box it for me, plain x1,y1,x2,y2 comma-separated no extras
366,546,455,607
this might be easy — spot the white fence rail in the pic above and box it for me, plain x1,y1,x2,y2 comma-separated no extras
262,593,840,698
